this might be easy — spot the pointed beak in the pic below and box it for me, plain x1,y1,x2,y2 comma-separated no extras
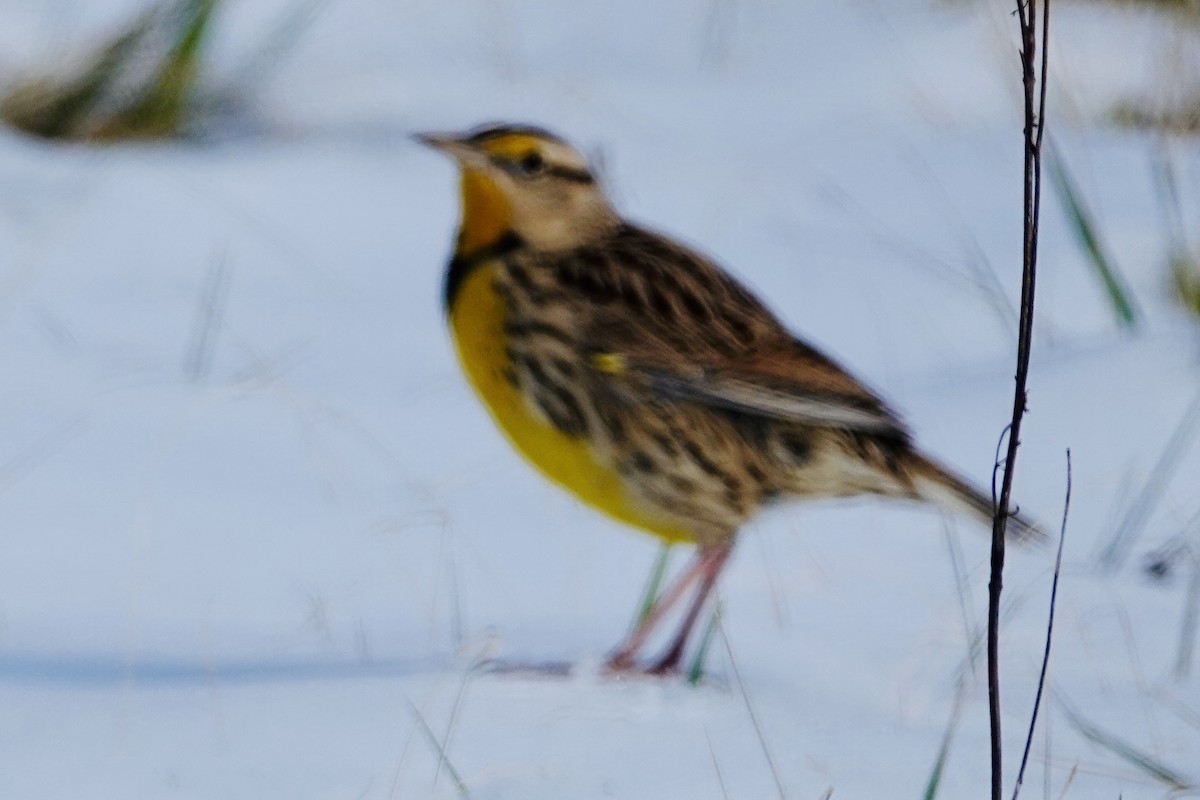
412,131,485,166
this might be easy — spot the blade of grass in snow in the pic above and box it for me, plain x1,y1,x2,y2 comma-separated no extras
1150,141,1190,261
822,182,1015,334
447,535,465,648
1172,258,1200,318
719,618,787,798
703,726,731,800
408,700,471,799
183,251,231,380
943,522,981,673
923,518,985,799
922,674,968,800
1150,143,1200,318
1057,697,1196,792
1046,139,1139,328
97,0,219,139
634,542,672,626
1054,765,1078,800
686,603,720,685
902,143,1018,334
1099,385,1200,571
431,666,472,792
0,6,156,138
1176,561,1200,680
1152,687,1200,734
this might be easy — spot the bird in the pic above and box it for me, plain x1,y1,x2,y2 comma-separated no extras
417,122,1040,675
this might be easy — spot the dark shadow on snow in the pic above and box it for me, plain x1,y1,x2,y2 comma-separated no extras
0,650,450,686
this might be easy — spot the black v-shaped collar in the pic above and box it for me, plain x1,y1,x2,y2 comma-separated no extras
442,231,525,312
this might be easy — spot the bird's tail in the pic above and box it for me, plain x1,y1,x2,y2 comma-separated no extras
907,451,1045,544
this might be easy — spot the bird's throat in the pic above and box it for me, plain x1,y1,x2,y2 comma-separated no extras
457,168,514,255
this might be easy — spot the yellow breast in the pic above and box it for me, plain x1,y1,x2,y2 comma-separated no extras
448,263,694,543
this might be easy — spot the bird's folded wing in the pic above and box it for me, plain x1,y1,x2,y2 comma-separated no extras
564,224,908,438
594,353,909,438
648,370,904,434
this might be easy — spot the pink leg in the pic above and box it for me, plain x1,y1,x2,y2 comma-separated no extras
605,551,710,671
647,543,732,675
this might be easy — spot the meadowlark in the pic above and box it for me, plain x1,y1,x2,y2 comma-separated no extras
418,123,1040,674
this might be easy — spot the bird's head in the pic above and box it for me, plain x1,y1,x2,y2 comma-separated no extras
416,123,617,254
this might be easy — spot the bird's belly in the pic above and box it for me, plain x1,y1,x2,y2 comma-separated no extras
448,264,696,543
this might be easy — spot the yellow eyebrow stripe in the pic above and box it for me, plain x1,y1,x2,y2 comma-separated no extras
475,134,544,159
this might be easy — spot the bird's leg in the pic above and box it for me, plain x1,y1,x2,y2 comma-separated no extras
605,549,710,672
647,542,732,675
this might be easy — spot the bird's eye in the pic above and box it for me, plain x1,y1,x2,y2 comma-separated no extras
516,151,546,177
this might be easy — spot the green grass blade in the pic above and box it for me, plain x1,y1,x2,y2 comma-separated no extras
686,604,720,685
105,0,220,138
1047,140,1139,328
0,7,155,138
1172,257,1200,318
1149,144,1200,319
634,543,672,626
922,676,967,800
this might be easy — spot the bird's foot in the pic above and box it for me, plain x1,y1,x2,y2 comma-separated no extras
602,648,683,678
602,652,638,674
645,646,684,676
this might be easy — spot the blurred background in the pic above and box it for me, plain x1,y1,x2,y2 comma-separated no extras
0,1,1198,798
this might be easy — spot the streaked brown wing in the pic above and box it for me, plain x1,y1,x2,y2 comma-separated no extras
560,224,909,439
634,362,906,435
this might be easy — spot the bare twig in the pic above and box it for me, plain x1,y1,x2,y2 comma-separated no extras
1012,450,1071,800
990,3,1050,799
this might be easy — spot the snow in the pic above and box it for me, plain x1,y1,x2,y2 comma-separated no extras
1,1,1198,798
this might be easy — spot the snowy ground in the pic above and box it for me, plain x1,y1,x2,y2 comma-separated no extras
1,1,1198,798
